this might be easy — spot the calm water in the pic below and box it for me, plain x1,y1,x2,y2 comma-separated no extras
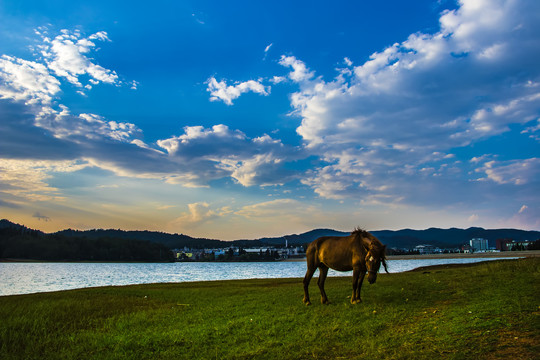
0,258,516,296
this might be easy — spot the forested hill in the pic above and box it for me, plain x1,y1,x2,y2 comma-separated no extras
55,228,263,249
0,220,174,262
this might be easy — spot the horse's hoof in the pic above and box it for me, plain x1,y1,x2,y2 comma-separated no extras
304,301,311,306
351,299,362,304
321,299,330,305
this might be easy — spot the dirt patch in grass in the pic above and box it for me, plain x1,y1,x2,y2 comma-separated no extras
482,329,539,360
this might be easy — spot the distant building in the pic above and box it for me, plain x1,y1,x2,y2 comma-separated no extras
496,238,513,251
414,244,437,254
470,238,489,252
513,240,535,249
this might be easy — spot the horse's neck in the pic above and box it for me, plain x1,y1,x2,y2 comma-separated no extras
358,236,371,253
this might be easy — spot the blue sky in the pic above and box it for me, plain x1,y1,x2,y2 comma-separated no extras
0,0,539,240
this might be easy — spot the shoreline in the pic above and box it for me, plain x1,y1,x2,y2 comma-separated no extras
284,250,540,261
386,250,540,260
2,250,538,264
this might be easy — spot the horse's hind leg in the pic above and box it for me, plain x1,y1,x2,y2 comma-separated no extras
303,267,316,305
318,265,330,304
303,243,318,305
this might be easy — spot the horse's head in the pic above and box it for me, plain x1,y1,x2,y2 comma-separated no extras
365,243,388,284
352,228,389,284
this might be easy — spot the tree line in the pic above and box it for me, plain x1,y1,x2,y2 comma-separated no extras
180,248,283,262
0,227,175,262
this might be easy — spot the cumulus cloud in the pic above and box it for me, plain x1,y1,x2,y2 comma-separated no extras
1,28,140,150
279,0,540,202
475,158,540,185
0,55,61,105
157,125,297,187
0,28,178,197
279,55,315,83
40,108,140,142
206,77,270,105
38,29,119,91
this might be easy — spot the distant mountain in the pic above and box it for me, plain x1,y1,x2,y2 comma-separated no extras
255,228,350,246
371,227,540,248
251,227,539,249
2,219,539,251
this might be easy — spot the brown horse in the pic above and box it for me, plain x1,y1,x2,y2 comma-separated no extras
303,228,388,305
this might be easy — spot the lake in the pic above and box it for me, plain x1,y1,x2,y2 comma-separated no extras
0,257,517,296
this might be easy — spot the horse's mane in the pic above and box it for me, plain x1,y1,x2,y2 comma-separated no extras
352,227,382,246
352,227,370,237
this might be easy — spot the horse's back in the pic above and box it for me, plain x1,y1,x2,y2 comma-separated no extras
308,235,359,272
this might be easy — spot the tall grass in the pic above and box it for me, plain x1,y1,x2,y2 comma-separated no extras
1,258,538,359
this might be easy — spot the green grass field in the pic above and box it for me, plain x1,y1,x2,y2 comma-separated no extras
1,258,538,359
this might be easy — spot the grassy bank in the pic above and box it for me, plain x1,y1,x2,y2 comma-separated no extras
1,258,538,359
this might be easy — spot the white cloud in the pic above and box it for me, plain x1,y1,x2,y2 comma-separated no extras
156,125,294,187
218,153,284,187
278,0,540,201
157,124,245,155
270,76,286,84
39,30,119,90
0,55,61,104
518,205,528,214
206,77,270,105
475,158,540,185
279,55,314,83
33,106,140,142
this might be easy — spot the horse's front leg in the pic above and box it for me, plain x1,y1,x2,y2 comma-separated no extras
351,268,365,304
351,268,359,304
355,271,365,304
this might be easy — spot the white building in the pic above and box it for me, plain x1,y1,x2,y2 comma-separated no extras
470,238,489,252
415,244,437,254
